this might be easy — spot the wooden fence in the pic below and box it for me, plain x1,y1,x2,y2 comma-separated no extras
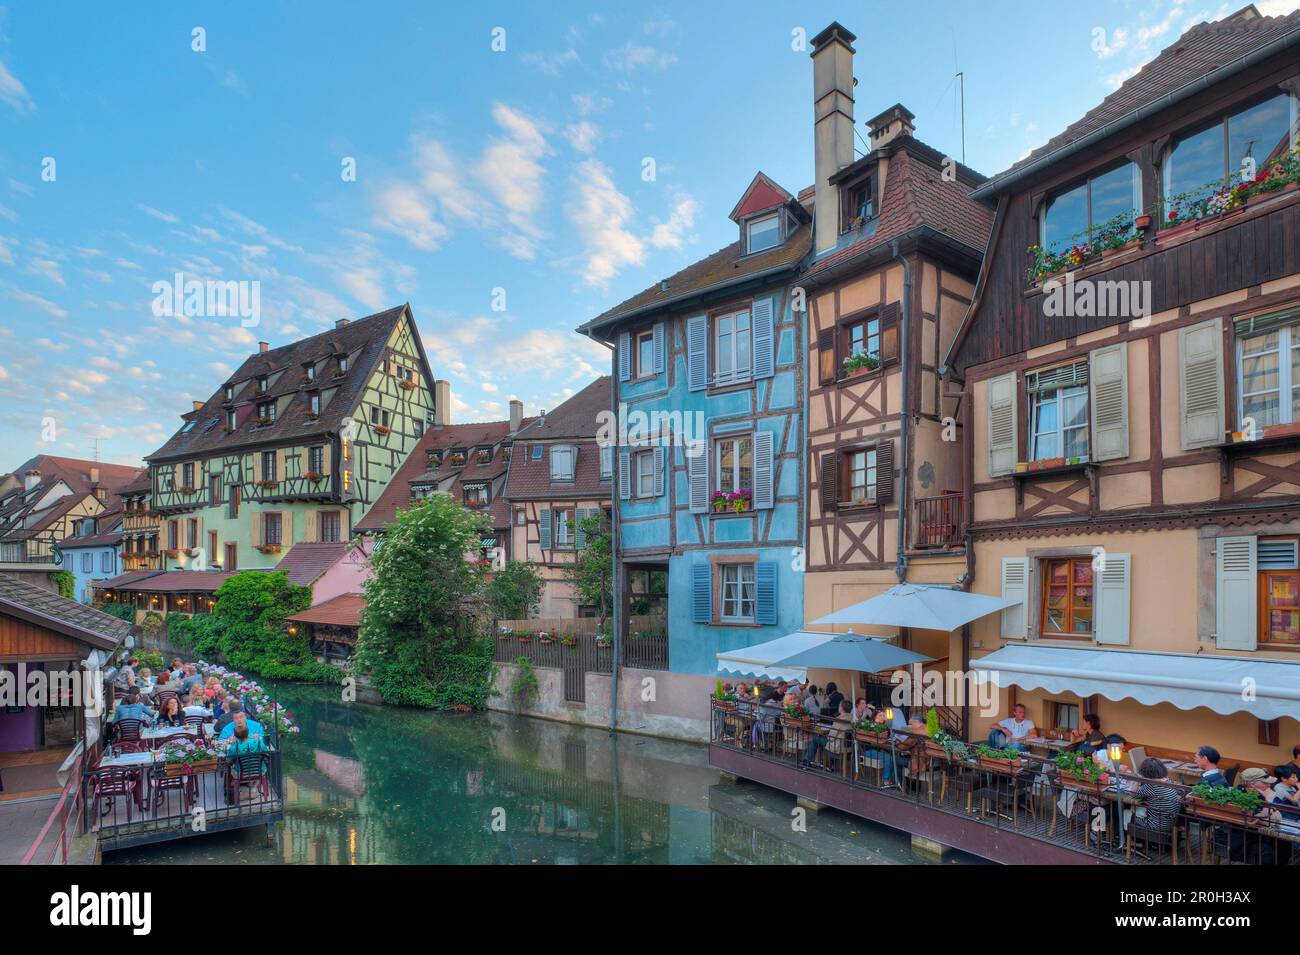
494,615,669,701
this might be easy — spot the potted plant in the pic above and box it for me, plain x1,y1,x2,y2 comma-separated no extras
399,379,417,390
1186,783,1264,823
304,470,323,481
1134,212,1152,231
254,543,282,555
374,424,391,436
517,631,533,644
161,738,221,776
713,679,738,710
252,416,272,429
975,743,1026,774
256,478,277,489
594,632,613,649
1054,750,1111,794
781,702,812,729
497,627,514,642
842,352,880,378
853,717,891,745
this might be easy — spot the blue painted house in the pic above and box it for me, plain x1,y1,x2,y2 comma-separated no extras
579,172,810,676
59,512,124,603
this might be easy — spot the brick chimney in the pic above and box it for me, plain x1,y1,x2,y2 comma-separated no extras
432,379,452,426
509,399,523,434
23,468,40,491
335,318,350,329
191,400,204,411
810,22,857,256
258,341,269,353
866,103,916,150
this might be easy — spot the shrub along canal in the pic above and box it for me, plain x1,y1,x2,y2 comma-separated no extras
105,682,981,865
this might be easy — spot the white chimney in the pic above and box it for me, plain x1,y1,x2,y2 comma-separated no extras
258,341,269,353
23,469,40,491
432,379,452,426
89,467,99,485
509,399,523,434
810,22,857,256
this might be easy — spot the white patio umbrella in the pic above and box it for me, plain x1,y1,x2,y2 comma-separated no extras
808,583,1019,632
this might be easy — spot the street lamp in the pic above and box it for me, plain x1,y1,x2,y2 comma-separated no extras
883,706,899,789
1108,741,1127,853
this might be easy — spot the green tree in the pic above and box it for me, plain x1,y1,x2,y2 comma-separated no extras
485,560,544,621
562,512,612,630
353,494,493,708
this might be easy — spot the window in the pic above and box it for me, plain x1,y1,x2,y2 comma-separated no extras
338,354,349,374
476,447,492,464
208,530,218,561
715,435,754,494
554,509,574,548
1048,700,1080,732
840,313,881,373
258,375,268,393
182,463,194,488
309,393,320,416
370,406,390,428
1258,536,1300,647
634,449,656,498
227,484,240,519
715,309,752,384
160,469,174,492
305,363,316,381
1237,315,1300,430
208,474,222,506
262,451,277,483
224,542,238,571
1165,92,1296,204
1040,557,1094,638
308,445,324,475
319,510,341,543
842,176,875,230
1041,162,1141,254
600,444,613,480
256,401,276,424
167,520,179,550
413,419,424,438
844,448,877,503
226,410,237,431
80,552,91,572
635,330,655,379
1028,362,1090,461
464,484,488,509
745,214,780,254
186,518,198,549
101,550,113,573
224,384,234,401
263,512,283,546
550,445,575,481
531,445,542,460
721,563,757,623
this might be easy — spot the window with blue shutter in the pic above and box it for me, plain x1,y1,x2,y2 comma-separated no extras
652,322,665,375
618,449,630,501
686,314,708,392
652,446,666,497
691,563,712,623
574,508,588,548
754,561,777,625
751,297,775,379
618,332,631,381
538,508,552,550
753,430,774,509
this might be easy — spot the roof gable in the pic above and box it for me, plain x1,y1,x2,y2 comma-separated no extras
729,172,794,222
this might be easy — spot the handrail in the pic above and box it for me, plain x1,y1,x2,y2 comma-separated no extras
20,751,84,865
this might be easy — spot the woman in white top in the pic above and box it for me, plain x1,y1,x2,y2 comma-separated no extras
183,691,213,719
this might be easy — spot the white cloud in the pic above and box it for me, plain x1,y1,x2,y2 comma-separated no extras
371,181,449,252
34,336,69,351
27,257,65,286
138,204,179,224
573,92,614,116
650,195,699,250
565,121,602,154
603,42,677,73
0,57,34,114
521,48,579,75
7,289,66,318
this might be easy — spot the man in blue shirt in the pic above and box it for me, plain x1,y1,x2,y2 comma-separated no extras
111,690,154,726
217,708,264,742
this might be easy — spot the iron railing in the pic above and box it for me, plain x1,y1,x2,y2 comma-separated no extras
913,492,964,549
710,701,1299,864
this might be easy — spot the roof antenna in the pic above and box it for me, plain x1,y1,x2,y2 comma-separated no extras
956,71,966,165
90,438,101,462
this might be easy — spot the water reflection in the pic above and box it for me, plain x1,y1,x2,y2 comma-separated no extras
106,683,979,866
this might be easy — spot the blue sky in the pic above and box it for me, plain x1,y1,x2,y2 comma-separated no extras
0,0,1290,467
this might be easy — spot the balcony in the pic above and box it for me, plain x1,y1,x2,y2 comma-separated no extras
913,492,963,549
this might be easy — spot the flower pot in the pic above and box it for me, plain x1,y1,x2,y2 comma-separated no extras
1134,213,1152,230
712,700,737,712
1156,219,1199,242
854,729,890,745
1186,797,1254,824
781,717,812,731
164,758,217,776
1058,774,1109,795
977,755,1025,774
923,740,950,760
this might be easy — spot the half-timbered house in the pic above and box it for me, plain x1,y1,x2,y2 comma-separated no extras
145,305,439,573
801,23,993,682
118,471,161,572
947,5,1300,764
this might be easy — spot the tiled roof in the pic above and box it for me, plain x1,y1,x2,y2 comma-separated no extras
504,378,613,501
97,569,166,590
100,570,242,593
520,377,611,440
59,531,123,549
146,305,419,463
0,572,129,650
274,542,350,587
354,418,528,532
805,141,993,279
579,217,810,335
980,5,1300,195
286,593,364,629
0,456,144,541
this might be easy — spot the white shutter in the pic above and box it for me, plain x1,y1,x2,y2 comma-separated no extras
1179,317,1225,450
752,429,774,509
652,322,665,375
987,372,1017,477
1094,553,1131,645
751,297,775,379
686,314,708,392
1216,535,1257,651
652,446,665,497
1000,557,1029,638
1089,342,1129,462
687,441,708,513
618,449,630,501
618,332,631,381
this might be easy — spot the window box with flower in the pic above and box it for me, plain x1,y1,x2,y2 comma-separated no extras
842,352,880,378
374,424,391,436
256,479,277,490
254,543,282,555
710,488,752,514
303,471,323,481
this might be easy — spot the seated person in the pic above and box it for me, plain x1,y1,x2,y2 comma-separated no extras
804,685,822,717
803,700,852,767
1131,758,1182,837
1067,713,1105,753
183,692,213,719
111,689,154,726
135,667,155,689
1194,745,1229,787
988,704,1035,752
225,723,268,759
155,696,185,728
216,704,265,741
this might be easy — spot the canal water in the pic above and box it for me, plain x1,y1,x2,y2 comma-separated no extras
106,683,981,865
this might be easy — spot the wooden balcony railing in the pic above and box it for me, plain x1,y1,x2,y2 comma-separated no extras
913,492,963,549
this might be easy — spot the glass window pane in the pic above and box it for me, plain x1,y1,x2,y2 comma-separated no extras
1167,122,1225,202
1243,330,1279,356
1089,162,1141,233
1242,351,1280,393
738,437,753,491
1244,393,1281,428
638,336,654,374
747,216,779,253
1229,93,1293,177
1042,182,1088,254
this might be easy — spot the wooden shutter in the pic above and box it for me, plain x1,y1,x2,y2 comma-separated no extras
687,314,708,392
299,447,308,476
618,449,630,501
304,510,318,544
691,563,712,623
987,372,1017,477
753,430,774,509
1089,342,1129,462
574,509,588,549
1000,557,1029,638
687,441,708,513
755,561,777,625
652,446,666,497
1180,317,1225,450
282,509,294,548
249,511,262,547
1094,553,1131,645
652,322,665,375
875,440,895,504
820,452,838,512
879,301,901,365
1216,535,1257,650
618,332,631,381
252,452,262,483
751,297,775,379
817,328,836,386
322,443,333,475
538,508,552,550
275,449,286,483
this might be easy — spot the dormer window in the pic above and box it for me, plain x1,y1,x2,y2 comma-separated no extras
226,410,237,431
476,447,492,464
257,375,269,393
337,354,349,375
427,450,442,468
256,400,276,425
550,445,576,481
464,483,489,509
224,383,234,401
745,213,781,254
305,362,316,382
841,175,876,232
308,393,321,416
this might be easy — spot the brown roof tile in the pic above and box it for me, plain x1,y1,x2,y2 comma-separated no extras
505,378,613,501
286,593,364,629
0,572,130,649
273,542,350,587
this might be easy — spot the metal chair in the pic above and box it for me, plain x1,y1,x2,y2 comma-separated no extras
89,767,140,822
225,752,270,805
113,718,146,754
183,714,207,736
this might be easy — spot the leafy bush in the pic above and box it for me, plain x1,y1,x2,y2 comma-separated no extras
509,655,539,712
51,570,75,600
140,611,165,637
94,601,135,622
486,560,544,620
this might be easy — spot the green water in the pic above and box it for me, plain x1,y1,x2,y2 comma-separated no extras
105,683,979,865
